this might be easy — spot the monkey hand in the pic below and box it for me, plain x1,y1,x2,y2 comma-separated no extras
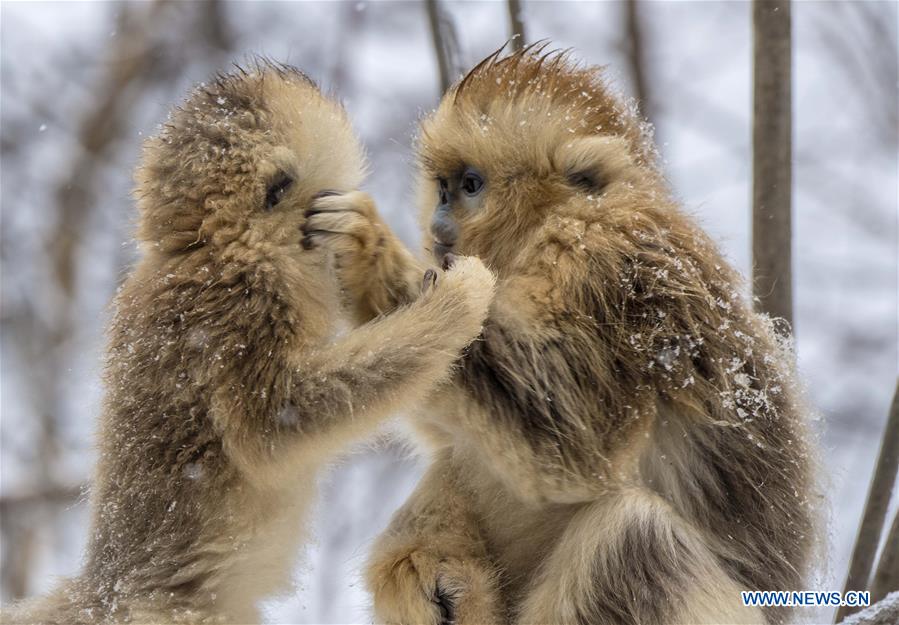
302,189,387,268
302,190,428,320
419,255,495,343
366,539,504,625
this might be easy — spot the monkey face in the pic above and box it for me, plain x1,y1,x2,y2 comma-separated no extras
417,47,658,273
135,62,366,256
428,166,486,259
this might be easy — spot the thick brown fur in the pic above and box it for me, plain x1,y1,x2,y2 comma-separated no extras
2,62,496,625
306,46,818,625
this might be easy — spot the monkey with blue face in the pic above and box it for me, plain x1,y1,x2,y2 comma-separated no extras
304,46,817,625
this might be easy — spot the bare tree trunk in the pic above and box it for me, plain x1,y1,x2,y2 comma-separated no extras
836,380,899,622
752,0,793,327
52,1,168,303
329,0,367,91
0,485,82,600
624,0,652,123
425,0,463,94
871,510,899,604
507,0,526,51
0,523,36,600
197,0,231,52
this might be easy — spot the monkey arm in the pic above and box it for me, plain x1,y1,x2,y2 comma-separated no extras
215,257,494,478
285,294,473,449
366,450,506,625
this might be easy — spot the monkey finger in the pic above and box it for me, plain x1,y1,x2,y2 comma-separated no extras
303,213,372,248
305,207,365,218
432,583,456,625
312,189,342,200
308,190,376,219
422,269,438,294
301,228,367,248
305,208,366,233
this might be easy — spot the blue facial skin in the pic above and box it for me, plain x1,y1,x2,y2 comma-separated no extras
431,181,458,261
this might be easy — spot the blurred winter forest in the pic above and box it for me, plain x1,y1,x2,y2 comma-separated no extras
0,1,896,622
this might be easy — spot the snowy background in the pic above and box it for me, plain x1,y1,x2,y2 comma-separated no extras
1,1,896,623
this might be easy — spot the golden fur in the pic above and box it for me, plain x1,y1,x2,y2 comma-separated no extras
306,46,817,625
2,62,495,625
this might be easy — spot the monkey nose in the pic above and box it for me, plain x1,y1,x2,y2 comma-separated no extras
430,212,458,247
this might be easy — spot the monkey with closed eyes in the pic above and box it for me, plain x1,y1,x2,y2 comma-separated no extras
305,47,817,625
1,62,495,625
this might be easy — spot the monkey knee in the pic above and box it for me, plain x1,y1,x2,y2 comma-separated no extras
367,544,502,625
366,548,443,625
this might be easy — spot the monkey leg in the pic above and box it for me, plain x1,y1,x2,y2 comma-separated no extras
366,451,506,625
302,191,424,323
515,488,764,625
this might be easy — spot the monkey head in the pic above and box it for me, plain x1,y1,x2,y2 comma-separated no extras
134,61,366,258
417,45,662,274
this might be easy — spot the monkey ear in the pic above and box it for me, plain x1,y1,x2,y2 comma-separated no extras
261,146,297,180
554,135,635,191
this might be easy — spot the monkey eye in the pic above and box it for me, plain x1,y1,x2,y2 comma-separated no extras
265,172,294,210
567,171,603,193
460,168,484,196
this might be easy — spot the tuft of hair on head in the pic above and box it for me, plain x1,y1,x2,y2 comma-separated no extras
447,41,655,165
170,56,318,143
451,40,567,104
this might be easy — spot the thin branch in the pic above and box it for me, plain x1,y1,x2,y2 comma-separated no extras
836,380,899,621
0,484,85,600
811,2,898,147
197,0,232,53
0,484,85,512
51,0,170,301
624,0,652,123
425,0,463,94
507,0,526,51
871,510,899,604
329,0,366,91
0,524,36,600
751,0,793,328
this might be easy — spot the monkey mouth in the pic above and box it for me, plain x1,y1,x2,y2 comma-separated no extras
433,240,455,261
